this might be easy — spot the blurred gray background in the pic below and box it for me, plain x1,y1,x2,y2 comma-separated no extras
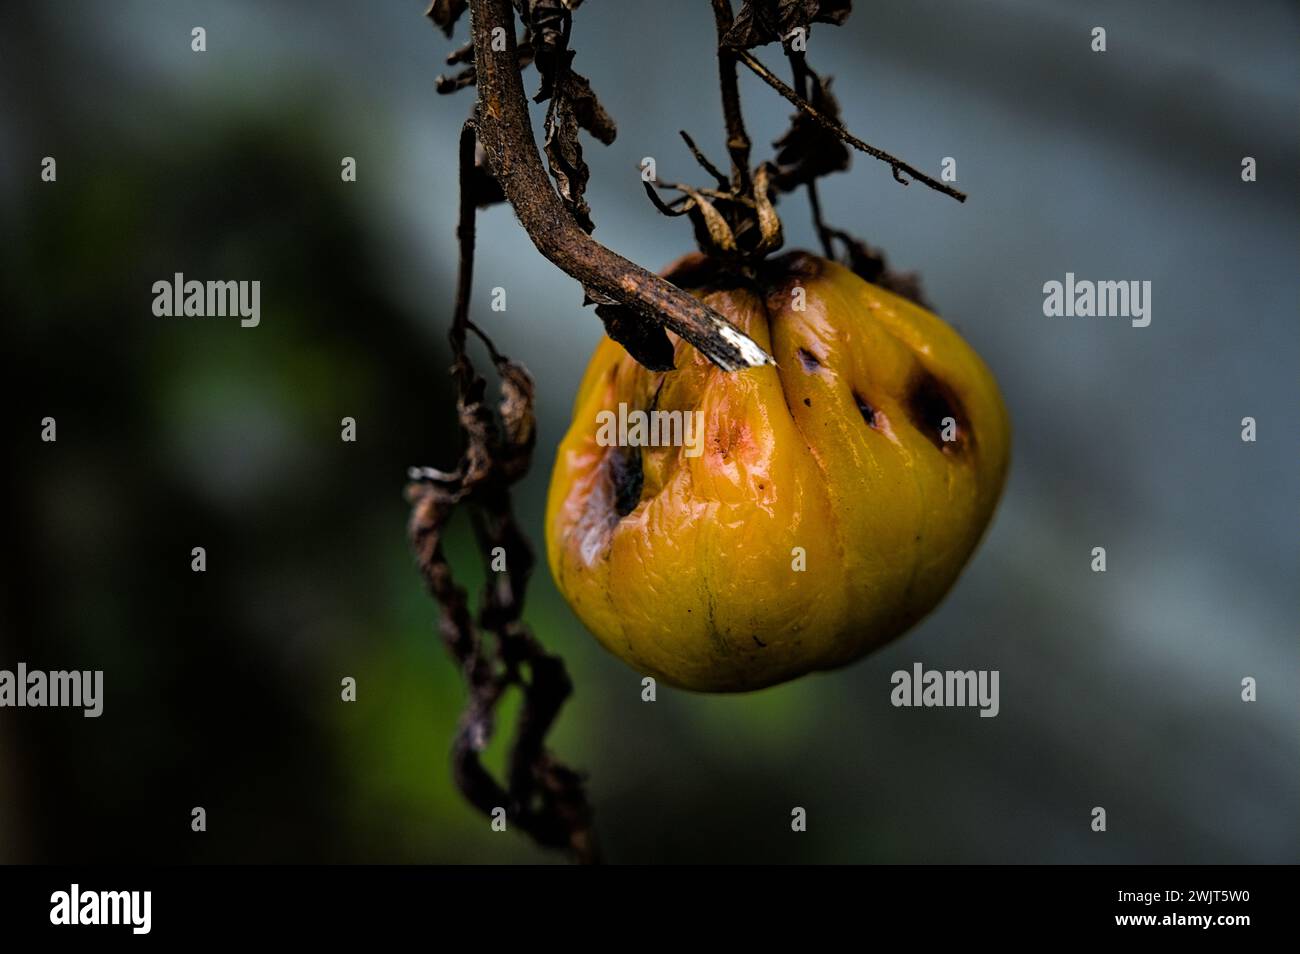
0,0,1296,863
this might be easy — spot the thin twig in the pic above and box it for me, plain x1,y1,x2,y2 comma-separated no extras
785,49,836,258
450,120,478,392
467,0,774,370
710,0,752,193
678,130,731,190
737,49,967,203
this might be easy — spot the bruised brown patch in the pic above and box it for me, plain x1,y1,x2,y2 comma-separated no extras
766,250,824,284
905,367,971,456
759,250,824,314
608,444,643,517
853,391,879,428
712,414,756,462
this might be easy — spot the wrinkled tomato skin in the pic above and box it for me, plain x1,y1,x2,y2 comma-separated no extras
546,252,1011,692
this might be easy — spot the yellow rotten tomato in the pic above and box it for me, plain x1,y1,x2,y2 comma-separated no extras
545,251,1010,692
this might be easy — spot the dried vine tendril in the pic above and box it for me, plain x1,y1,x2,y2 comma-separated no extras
410,0,967,862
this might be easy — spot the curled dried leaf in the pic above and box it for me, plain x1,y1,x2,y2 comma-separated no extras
562,69,617,145
580,285,619,307
751,162,784,254
527,0,574,102
771,70,850,191
495,357,538,482
542,65,617,231
426,0,469,38
456,381,496,493
721,0,853,50
544,88,595,231
679,185,739,257
641,179,692,218
596,301,676,372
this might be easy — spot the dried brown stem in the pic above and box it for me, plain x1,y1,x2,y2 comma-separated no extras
450,120,477,390
467,0,773,370
679,130,731,190
784,49,836,259
710,0,752,193
408,111,599,864
737,49,967,204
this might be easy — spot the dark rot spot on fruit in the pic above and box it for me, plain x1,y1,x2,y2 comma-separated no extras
853,391,879,428
797,348,821,371
906,368,970,455
761,251,824,313
770,250,823,285
803,397,812,407
608,444,643,517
